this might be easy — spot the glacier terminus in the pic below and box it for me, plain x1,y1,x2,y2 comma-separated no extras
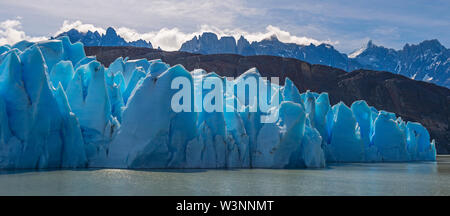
0,37,436,169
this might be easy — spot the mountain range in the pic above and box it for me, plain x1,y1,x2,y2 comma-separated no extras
56,27,153,48
58,27,449,89
349,39,449,88
180,33,450,89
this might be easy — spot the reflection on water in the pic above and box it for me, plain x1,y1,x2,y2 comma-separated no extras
0,156,449,196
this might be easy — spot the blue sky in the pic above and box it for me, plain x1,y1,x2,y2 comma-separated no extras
0,0,448,52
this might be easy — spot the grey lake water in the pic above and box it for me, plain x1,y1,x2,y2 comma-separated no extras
1,156,449,196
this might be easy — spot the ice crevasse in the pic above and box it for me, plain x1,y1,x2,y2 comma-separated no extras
0,37,436,169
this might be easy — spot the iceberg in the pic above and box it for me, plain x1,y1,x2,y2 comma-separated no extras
0,37,436,169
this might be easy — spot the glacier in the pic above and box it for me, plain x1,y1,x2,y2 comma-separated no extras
0,37,436,169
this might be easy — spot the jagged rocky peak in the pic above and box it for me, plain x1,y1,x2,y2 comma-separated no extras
348,40,378,58
317,43,335,49
237,35,255,56
101,27,126,46
404,39,445,52
201,32,219,40
56,27,152,48
218,36,237,54
351,40,386,56
267,34,279,41
237,35,250,44
180,32,237,54
259,34,284,44
220,36,236,43
105,27,117,36
197,32,238,46
367,39,375,48
363,40,391,52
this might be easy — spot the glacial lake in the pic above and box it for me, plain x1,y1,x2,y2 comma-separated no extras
1,156,449,196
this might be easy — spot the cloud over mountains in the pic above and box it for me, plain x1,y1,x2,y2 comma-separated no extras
1,19,335,51
0,19,46,45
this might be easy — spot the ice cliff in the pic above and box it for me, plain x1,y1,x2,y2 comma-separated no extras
0,38,436,169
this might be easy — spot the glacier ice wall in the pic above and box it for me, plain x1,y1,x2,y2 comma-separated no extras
0,38,436,169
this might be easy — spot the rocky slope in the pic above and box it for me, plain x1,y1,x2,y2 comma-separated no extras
85,46,450,154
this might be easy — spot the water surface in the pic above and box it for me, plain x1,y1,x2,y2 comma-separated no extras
1,156,449,195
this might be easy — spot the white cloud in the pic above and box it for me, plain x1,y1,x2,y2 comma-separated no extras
207,25,336,46
55,20,105,35
58,20,336,51
116,27,197,51
0,19,337,51
0,19,46,45
1,0,449,53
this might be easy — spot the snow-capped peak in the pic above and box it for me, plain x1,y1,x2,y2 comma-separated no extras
348,40,373,58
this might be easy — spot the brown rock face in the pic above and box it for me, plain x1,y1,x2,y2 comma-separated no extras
85,46,450,154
